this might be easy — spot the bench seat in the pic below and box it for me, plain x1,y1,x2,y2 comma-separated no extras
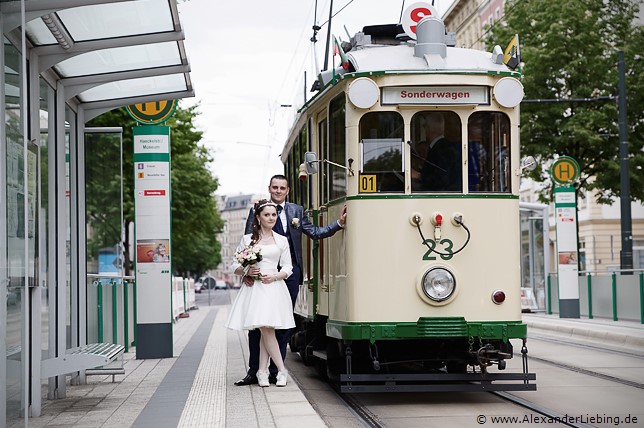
41,343,125,379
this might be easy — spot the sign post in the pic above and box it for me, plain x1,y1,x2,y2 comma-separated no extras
550,156,580,318
129,101,176,358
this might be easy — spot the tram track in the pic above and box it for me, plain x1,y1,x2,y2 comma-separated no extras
522,334,644,389
525,353,644,389
337,393,386,428
492,391,595,428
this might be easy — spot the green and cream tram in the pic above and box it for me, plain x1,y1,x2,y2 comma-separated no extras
282,12,536,392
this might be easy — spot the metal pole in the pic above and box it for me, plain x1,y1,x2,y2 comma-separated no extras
618,51,633,271
98,283,103,343
322,0,334,71
124,280,129,353
112,280,118,344
587,273,593,319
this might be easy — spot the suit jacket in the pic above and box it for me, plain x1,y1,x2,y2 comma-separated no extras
420,137,462,191
244,202,342,271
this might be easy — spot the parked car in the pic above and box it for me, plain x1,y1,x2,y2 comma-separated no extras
215,279,227,290
194,280,203,294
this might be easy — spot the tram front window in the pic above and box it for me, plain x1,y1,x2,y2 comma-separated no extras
411,111,462,192
359,112,404,192
468,112,511,193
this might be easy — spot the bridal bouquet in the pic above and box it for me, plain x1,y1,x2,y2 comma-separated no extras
234,245,263,280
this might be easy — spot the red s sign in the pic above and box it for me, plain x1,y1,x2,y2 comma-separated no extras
402,2,439,39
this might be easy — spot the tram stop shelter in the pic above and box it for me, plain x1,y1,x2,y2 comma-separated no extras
1,0,193,423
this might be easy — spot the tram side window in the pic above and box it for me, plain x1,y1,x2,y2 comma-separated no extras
359,112,404,193
318,118,328,204
468,112,511,193
410,111,462,192
329,95,346,201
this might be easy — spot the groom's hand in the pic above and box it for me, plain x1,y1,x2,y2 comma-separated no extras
338,205,347,227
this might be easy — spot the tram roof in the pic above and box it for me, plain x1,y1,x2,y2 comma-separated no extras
347,44,517,75
7,0,193,120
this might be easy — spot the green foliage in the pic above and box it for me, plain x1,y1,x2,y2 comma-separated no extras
487,0,644,203
86,103,223,277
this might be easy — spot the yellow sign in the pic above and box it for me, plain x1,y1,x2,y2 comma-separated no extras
127,100,177,124
359,174,377,193
550,156,580,185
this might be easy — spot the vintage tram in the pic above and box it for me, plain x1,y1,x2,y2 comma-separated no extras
281,12,536,392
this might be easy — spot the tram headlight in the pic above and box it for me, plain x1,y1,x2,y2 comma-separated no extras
421,268,456,302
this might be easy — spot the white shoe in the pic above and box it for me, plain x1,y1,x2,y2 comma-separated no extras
257,371,270,387
276,370,288,387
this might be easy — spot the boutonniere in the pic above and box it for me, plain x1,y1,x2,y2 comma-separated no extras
291,218,300,229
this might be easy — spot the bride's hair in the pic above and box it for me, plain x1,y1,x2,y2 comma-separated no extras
250,199,277,244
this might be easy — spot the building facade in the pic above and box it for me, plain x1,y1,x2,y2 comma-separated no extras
212,193,263,283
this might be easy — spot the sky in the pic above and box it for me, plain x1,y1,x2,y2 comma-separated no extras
177,0,455,196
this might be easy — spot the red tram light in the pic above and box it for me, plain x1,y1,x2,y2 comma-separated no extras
492,290,506,304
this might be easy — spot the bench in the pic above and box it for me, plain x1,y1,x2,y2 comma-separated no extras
41,343,125,382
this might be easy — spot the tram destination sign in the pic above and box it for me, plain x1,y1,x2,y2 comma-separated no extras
382,86,489,105
127,100,177,124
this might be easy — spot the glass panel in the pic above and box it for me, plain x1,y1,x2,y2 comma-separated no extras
410,111,462,192
4,35,24,421
57,0,173,41
85,131,123,344
616,275,639,321
65,108,74,349
520,210,546,311
634,240,644,269
55,42,181,77
39,79,53,357
359,112,404,193
77,73,187,102
590,275,613,319
328,95,346,201
318,118,327,204
467,112,511,193
25,18,58,46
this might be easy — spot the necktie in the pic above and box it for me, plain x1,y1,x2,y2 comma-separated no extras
273,205,285,235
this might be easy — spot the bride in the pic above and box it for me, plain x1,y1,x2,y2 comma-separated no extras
225,199,294,387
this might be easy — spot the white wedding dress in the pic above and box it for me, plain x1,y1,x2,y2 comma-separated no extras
225,234,295,331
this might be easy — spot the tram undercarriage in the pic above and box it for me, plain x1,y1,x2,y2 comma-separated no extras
291,318,537,393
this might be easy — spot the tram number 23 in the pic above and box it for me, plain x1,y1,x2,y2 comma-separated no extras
422,239,454,260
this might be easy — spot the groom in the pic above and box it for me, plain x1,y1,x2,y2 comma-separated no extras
234,174,347,386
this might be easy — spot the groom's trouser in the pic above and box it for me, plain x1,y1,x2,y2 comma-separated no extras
247,266,300,376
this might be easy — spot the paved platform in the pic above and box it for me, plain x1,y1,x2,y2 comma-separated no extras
523,312,644,350
15,303,644,427
21,304,326,428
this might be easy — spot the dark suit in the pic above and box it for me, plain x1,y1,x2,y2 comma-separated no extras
243,201,342,376
420,137,462,191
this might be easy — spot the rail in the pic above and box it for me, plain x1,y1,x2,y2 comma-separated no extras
545,270,644,324
86,274,197,349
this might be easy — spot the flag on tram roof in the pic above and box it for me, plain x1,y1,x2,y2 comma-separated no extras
334,36,350,71
503,34,520,70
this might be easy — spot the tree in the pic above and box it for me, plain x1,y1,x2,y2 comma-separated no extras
86,103,223,278
487,0,644,203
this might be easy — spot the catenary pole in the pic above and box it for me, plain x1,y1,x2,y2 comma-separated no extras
618,51,633,270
